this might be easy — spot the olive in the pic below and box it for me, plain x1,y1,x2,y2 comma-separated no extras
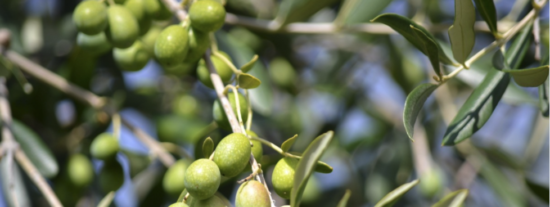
271,157,299,199
169,203,189,207
140,26,162,55
184,28,210,63
236,180,270,207
212,92,248,130
113,40,150,71
184,159,221,200
172,94,199,118
419,169,442,197
124,0,152,35
105,5,139,48
269,57,296,89
163,159,190,195
66,154,93,188
90,133,119,161
76,32,111,56
188,193,227,207
144,0,172,20
164,62,195,76
99,161,124,192
154,25,189,67
196,52,233,88
73,0,108,35
189,0,226,33
213,133,251,177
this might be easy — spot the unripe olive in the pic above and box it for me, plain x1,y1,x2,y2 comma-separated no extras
113,40,150,71
213,133,251,177
172,94,199,118
212,92,248,130
196,52,233,88
66,154,93,188
272,157,299,199
90,133,119,161
189,0,226,33
169,203,189,207
419,169,442,197
236,180,270,207
184,159,221,200
106,5,139,48
99,161,124,192
163,159,190,195
76,32,111,56
140,26,162,55
124,0,151,35
269,57,296,89
144,0,172,20
188,193,228,207
184,28,210,63
73,0,108,35
164,62,195,76
154,25,189,67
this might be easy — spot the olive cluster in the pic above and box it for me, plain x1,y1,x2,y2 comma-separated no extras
90,133,124,192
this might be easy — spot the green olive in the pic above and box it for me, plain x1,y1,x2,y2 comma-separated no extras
184,159,221,200
269,57,296,89
212,92,248,130
164,62,195,76
213,133,251,177
419,169,442,197
156,115,206,143
99,161,125,192
90,133,119,161
169,203,189,207
172,94,199,117
272,157,299,199
113,40,150,71
154,25,189,67
73,0,108,35
236,180,270,207
144,0,172,20
106,5,139,48
163,159,190,195
188,193,228,207
66,154,93,188
76,32,111,56
140,26,162,55
196,52,233,88
124,0,152,35
189,0,226,33
184,28,210,63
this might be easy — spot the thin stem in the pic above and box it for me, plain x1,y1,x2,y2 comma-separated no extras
245,89,252,131
161,142,193,160
112,113,121,140
14,149,62,207
249,136,301,159
226,85,246,134
120,118,175,166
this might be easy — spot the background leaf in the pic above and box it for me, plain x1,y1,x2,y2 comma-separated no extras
335,0,393,25
403,83,439,139
0,157,30,207
202,137,214,158
502,65,549,87
473,0,498,36
290,131,334,207
337,189,352,207
281,134,298,152
275,0,339,26
525,176,549,203
411,26,442,76
374,179,419,207
432,189,468,207
97,191,116,207
12,119,58,178
448,0,476,65
539,79,549,117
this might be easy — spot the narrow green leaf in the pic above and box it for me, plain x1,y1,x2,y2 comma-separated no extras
202,137,214,158
480,161,525,206
238,73,262,89
337,189,352,207
432,189,469,207
314,160,333,174
1,157,30,207
97,191,116,207
335,0,393,25
502,65,549,87
276,0,339,26
411,26,442,76
525,177,549,203
240,55,258,73
448,0,476,65
539,79,549,117
374,179,419,207
281,134,298,152
371,14,455,65
473,0,498,36
12,120,58,178
403,83,439,139
290,131,334,207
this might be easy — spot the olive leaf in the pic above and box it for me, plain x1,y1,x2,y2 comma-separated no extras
403,83,439,139
276,0,339,26
432,189,469,207
281,134,298,152
290,131,334,207
411,25,442,77
539,79,549,117
336,189,352,207
238,73,262,89
448,0,476,65
334,0,393,26
12,119,58,178
1,157,30,207
473,0,498,36
288,151,333,173
202,137,214,158
371,14,455,66
525,176,549,203
374,179,419,207
98,191,116,207
240,55,258,73
480,159,525,206
502,65,549,87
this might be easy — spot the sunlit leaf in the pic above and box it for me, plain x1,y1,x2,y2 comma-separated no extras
337,189,352,207
371,14,455,65
473,0,498,36
448,0,476,65
240,55,258,73
432,189,468,207
98,191,116,207
12,120,58,178
202,137,214,158
281,134,298,152
502,65,549,87
290,131,334,207
525,176,549,203
238,73,262,89
403,83,439,139
374,179,419,207
411,25,442,76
